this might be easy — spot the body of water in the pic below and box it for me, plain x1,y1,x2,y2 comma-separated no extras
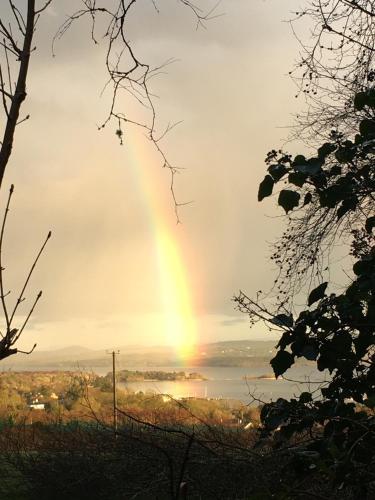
115,365,328,404
2,363,328,404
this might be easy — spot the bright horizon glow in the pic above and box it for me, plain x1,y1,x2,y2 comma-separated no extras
128,133,197,363
157,227,197,360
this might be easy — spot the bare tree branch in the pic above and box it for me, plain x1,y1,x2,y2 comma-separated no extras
289,0,375,144
54,0,219,221
0,0,35,188
0,185,51,361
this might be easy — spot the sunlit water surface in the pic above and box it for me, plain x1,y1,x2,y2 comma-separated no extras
113,365,328,404
2,363,328,404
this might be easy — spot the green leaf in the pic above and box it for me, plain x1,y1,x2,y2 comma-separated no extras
353,259,373,276
367,88,375,107
308,282,328,306
319,185,344,208
337,197,357,219
365,216,375,233
268,164,288,181
303,192,312,206
301,344,318,361
354,91,367,111
354,331,372,357
354,89,375,110
277,332,293,350
292,153,322,175
359,118,375,138
299,392,312,403
335,145,356,163
278,190,300,213
318,142,336,160
271,314,294,328
288,172,307,187
271,350,294,378
258,175,274,201
331,331,352,355
294,163,321,176
293,155,306,165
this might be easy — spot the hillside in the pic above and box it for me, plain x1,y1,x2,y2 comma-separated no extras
1,340,277,370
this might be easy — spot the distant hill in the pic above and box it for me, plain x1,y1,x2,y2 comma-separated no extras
0,340,278,370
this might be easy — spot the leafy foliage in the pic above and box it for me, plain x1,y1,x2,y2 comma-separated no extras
307,282,327,306
270,351,294,378
256,85,375,305
258,175,274,201
243,90,375,494
278,190,300,213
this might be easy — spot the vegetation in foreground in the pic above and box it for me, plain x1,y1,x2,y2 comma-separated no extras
236,88,375,497
0,416,363,500
0,369,372,499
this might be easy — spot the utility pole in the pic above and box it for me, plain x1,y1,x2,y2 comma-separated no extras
107,350,119,435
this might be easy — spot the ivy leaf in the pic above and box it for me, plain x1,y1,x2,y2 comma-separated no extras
294,159,322,176
318,142,336,160
365,216,375,233
261,399,289,430
331,331,352,355
268,164,288,181
271,350,294,378
278,190,300,213
319,185,344,208
359,118,375,138
354,91,367,111
308,282,328,306
354,90,375,110
258,175,274,201
335,145,356,163
299,392,312,403
293,155,306,166
303,192,312,206
288,172,307,187
277,332,293,350
337,197,357,219
353,260,372,276
271,314,294,328
301,344,318,361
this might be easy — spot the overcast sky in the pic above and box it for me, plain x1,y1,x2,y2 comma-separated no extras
0,0,306,352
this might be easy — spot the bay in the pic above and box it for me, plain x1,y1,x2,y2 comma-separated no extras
2,362,329,404
115,364,328,404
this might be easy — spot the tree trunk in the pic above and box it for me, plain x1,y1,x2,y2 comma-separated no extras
0,0,35,188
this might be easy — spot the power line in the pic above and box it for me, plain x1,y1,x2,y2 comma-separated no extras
107,350,119,435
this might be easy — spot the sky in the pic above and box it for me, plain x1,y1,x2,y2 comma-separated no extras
0,0,306,354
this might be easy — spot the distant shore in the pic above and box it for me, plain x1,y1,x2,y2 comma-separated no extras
243,374,276,381
115,370,207,383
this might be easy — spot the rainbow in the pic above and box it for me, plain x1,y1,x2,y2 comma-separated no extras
126,132,198,363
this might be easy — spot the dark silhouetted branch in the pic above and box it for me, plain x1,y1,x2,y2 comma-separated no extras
0,185,50,361
0,0,35,188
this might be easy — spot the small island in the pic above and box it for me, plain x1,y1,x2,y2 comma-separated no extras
116,370,207,382
243,373,276,381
